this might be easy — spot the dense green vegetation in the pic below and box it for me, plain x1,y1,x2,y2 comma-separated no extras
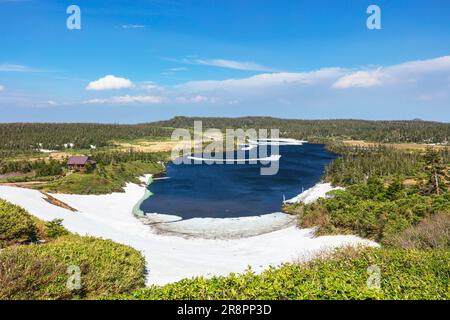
284,147,450,245
1,118,449,156
113,248,449,300
0,123,173,152
0,149,169,194
0,158,63,177
36,160,165,194
0,200,146,300
153,116,450,144
324,144,450,186
286,181,450,243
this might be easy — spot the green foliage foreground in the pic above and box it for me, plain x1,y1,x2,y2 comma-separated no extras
0,235,146,300
113,248,449,300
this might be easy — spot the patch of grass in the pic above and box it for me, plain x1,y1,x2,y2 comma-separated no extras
36,160,163,194
0,235,146,300
112,248,449,300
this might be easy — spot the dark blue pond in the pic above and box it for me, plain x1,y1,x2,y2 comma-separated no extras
140,144,336,219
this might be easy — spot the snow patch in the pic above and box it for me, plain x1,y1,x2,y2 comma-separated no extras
286,182,344,204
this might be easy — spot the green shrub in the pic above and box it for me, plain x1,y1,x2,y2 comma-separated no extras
0,235,146,300
45,219,69,239
113,248,449,300
0,199,38,248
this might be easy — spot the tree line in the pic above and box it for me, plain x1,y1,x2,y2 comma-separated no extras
324,145,450,194
0,123,173,152
1,118,449,154
153,116,450,144
0,159,63,177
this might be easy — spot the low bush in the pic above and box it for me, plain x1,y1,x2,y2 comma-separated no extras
384,213,450,249
0,235,146,300
114,248,449,300
0,199,38,248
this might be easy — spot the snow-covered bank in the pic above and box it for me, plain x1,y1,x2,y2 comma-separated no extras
140,212,297,239
0,181,376,285
286,182,344,204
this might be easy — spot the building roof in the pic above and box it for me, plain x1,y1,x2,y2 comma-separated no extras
67,156,90,165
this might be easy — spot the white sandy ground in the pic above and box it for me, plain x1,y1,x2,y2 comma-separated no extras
0,178,378,285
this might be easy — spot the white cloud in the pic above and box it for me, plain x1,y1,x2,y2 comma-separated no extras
121,24,145,29
167,57,276,72
390,56,450,74
175,95,218,104
179,68,343,92
86,75,134,91
138,81,164,92
83,94,218,105
0,85,4,91
332,69,385,89
194,59,274,72
0,63,39,72
418,91,448,101
168,67,187,72
333,56,450,89
83,95,166,104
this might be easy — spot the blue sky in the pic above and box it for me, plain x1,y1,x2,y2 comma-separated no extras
0,0,450,123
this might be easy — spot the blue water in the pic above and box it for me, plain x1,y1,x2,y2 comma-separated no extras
140,144,336,219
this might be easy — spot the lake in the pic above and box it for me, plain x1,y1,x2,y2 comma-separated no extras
140,143,336,219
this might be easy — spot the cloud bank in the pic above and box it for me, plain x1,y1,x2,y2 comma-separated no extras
79,56,450,111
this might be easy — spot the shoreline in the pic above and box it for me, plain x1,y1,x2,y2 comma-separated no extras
0,179,378,285
136,179,341,239
132,174,154,217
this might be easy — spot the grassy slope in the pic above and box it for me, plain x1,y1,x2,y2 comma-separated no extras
0,235,146,300
0,200,146,300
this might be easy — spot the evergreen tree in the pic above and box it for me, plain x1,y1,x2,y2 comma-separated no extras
423,148,448,195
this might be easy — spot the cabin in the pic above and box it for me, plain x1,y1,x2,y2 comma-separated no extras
66,156,96,171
